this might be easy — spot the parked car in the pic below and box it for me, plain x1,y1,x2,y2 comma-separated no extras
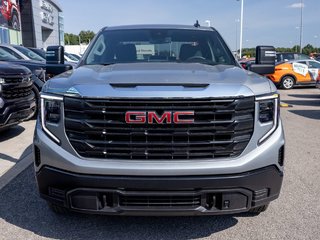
266,59,320,89
239,58,255,70
0,44,30,60
28,47,46,59
67,53,82,61
65,52,79,62
0,62,35,130
276,52,310,63
28,47,77,67
12,45,45,62
34,25,283,216
0,46,74,118
64,54,78,64
316,71,320,89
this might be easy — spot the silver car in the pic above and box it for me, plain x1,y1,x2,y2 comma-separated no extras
34,25,285,216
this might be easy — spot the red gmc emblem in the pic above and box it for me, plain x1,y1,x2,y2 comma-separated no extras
125,111,195,124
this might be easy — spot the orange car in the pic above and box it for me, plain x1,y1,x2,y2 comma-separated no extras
266,59,320,89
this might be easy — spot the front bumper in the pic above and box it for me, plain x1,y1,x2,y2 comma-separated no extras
36,165,283,215
0,93,35,129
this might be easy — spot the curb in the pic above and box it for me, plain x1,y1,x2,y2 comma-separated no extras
280,103,293,108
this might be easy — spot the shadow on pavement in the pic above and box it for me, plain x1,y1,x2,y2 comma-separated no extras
289,110,320,120
288,94,320,99
0,166,240,240
0,125,25,142
281,100,320,107
0,145,32,163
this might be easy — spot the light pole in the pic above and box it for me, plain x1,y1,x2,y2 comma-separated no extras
237,0,244,58
299,0,303,53
235,19,240,55
295,26,300,52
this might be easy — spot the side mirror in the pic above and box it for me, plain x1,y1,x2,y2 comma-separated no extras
46,64,73,77
249,46,275,75
46,45,65,64
46,45,73,77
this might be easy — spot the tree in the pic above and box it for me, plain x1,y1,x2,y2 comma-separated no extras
302,44,315,55
242,48,256,58
79,31,95,44
64,33,79,45
64,31,96,45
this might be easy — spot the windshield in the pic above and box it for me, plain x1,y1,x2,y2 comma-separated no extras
84,29,236,66
0,48,19,60
13,46,45,62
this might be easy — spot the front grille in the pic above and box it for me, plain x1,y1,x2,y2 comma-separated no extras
4,76,31,84
64,97,255,160
2,85,33,99
119,194,201,208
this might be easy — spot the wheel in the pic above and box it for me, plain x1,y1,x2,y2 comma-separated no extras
47,202,70,214
10,12,20,31
280,76,295,90
248,204,269,214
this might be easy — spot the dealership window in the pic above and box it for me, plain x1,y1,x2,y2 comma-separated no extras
9,29,22,45
0,27,9,44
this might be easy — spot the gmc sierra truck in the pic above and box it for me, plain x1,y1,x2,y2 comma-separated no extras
34,25,285,215
0,62,35,130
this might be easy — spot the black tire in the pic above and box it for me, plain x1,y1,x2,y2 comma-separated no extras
48,202,70,214
280,76,295,90
248,204,269,214
10,12,20,31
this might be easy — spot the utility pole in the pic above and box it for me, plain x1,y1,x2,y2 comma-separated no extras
235,19,240,56
239,0,244,58
299,0,303,53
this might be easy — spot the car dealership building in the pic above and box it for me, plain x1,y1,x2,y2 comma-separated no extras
0,0,64,48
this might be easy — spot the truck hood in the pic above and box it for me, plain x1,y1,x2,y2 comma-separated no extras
0,61,32,76
43,63,276,98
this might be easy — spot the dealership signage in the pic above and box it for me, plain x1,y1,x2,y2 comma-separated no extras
40,0,54,12
40,0,54,25
136,45,155,55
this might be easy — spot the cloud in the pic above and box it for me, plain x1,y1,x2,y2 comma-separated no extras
288,3,305,8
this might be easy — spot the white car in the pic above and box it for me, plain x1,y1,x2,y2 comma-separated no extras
64,54,78,64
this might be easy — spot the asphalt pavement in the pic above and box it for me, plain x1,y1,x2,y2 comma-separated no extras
0,87,319,240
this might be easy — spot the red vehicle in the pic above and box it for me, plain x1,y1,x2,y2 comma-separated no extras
239,58,255,70
0,0,20,30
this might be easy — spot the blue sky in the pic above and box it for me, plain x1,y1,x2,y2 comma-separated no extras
59,0,320,50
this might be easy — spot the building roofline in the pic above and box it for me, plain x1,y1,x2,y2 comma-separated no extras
48,0,63,12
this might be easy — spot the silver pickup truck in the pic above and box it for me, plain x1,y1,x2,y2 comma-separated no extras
34,24,285,216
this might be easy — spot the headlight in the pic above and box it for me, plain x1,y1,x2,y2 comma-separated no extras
259,99,275,123
41,94,63,144
256,93,279,144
